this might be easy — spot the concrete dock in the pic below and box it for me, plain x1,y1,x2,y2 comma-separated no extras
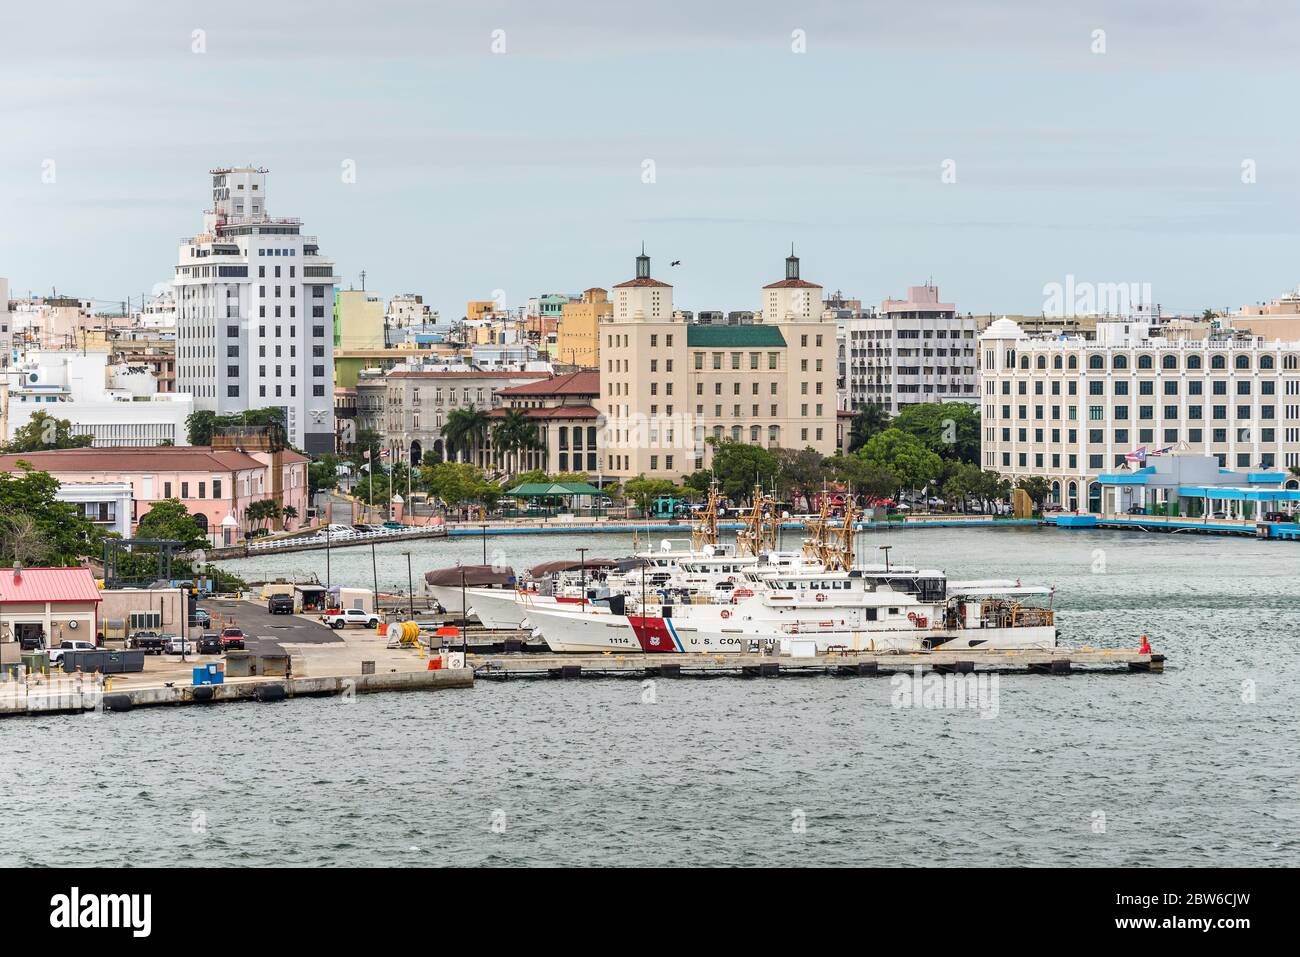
472,646,1166,680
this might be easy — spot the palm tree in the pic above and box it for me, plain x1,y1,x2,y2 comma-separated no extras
491,409,542,477
281,504,299,530
848,402,890,452
441,408,490,464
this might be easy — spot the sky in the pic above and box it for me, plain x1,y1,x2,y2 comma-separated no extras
3,0,1300,321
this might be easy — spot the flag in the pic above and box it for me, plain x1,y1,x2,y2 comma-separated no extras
363,450,371,460
1150,445,1174,457
1124,446,1147,465
380,449,390,460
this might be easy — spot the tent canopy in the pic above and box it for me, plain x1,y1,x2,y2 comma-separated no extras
508,481,603,497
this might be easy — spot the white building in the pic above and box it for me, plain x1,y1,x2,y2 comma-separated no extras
3,351,192,447
842,284,978,413
56,481,134,537
979,317,1300,512
174,166,339,454
0,278,11,368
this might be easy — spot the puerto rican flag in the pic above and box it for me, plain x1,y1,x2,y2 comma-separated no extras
1124,446,1147,465
379,449,390,460
1149,445,1175,457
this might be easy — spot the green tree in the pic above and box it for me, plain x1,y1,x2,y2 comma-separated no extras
2,412,94,453
490,409,541,477
441,408,490,464
185,410,218,446
708,440,779,503
679,470,714,497
245,498,282,533
422,462,500,511
135,498,209,550
848,402,890,453
308,454,341,497
1016,476,1053,513
623,476,678,514
775,447,826,512
282,505,299,529
826,454,899,501
857,429,944,498
0,465,102,565
891,402,981,463
512,468,549,487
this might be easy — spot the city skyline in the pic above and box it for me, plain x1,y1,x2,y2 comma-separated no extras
6,1,1300,321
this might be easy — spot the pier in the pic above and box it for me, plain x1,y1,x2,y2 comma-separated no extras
473,646,1166,680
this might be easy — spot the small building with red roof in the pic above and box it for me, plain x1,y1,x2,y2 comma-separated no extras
0,566,101,652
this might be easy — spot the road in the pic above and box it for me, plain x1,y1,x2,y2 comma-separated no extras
201,596,343,649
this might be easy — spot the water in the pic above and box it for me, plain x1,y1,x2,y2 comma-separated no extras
3,527,1299,866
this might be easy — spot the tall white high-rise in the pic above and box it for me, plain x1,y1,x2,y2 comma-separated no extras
174,167,339,453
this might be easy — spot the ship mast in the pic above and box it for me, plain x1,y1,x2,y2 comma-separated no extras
736,483,765,557
692,479,721,551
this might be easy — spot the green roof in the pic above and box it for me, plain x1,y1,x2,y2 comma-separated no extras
686,325,786,348
508,482,603,497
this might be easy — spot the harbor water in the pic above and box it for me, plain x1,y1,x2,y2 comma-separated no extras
3,527,1298,866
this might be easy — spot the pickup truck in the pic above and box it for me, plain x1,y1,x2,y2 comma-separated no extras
48,640,97,664
128,631,165,654
322,608,382,630
197,633,223,655
267,594,295,615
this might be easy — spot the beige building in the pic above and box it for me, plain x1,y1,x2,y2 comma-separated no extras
380,369,549,466
334,290,386,351
490,371,602,474
1231,289,1300,342
597,250,838,481
980,317,1300,511
556,288,610,368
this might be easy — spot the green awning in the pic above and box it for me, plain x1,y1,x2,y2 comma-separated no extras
508,481,603,497
686,325,787,348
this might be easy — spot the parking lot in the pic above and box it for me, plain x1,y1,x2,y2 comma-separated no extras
201,597,343,650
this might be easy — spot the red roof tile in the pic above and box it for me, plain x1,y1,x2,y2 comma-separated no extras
0,567,101,603
762,278,823,289
0,447,284,473
387,371,551,379
487,406,600,420
612,277,672,288
496,371,600,397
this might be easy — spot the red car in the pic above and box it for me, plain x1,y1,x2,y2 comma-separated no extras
220,626,246,651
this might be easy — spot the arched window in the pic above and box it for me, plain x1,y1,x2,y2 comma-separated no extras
1113,355,1128,370
1187,354,1203,370
1284,355,1298,370
1211,354,1226,369
1137,354,1153,369
1088,354,1104,370
1053,355,1063,370
1068,355,1078,369
1020,355,1030,370
1161,354,1178,370
1036,355,1047,369
749,425,760,443
1259,355,1274,370
1235,354,1250,370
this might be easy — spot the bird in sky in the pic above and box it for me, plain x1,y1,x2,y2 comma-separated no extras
670,260,681,267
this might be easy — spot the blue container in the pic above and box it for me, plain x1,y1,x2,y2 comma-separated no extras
206,663,225,685
192,666,209,686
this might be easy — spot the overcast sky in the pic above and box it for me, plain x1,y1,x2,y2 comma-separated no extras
3,0,1300,320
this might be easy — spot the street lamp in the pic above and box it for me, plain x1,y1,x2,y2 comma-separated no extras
404,551,414,620
577,547,588,612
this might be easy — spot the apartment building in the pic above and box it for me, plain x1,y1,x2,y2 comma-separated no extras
841,284,977,412
334,290,385,351
174,166,339,453
979,317,1300,512
555,288,610,368
597,249,838,481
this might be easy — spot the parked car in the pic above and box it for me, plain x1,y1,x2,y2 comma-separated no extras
193,609,212,628
267,594,295,615
1211,511,1229,520
128,631,165,654
220,626,246,651
323,608,382,630
48,639,97,665
1126,505,1146,515
18,634,46,652
164,636,197,655
197,633,223,655
1263,511,1295,523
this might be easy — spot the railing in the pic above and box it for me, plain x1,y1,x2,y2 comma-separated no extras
244,525,444,551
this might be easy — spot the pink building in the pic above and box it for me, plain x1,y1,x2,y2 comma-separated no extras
0,447,308,545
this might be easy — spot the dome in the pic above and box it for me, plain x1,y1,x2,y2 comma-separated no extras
979,316,1026,340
